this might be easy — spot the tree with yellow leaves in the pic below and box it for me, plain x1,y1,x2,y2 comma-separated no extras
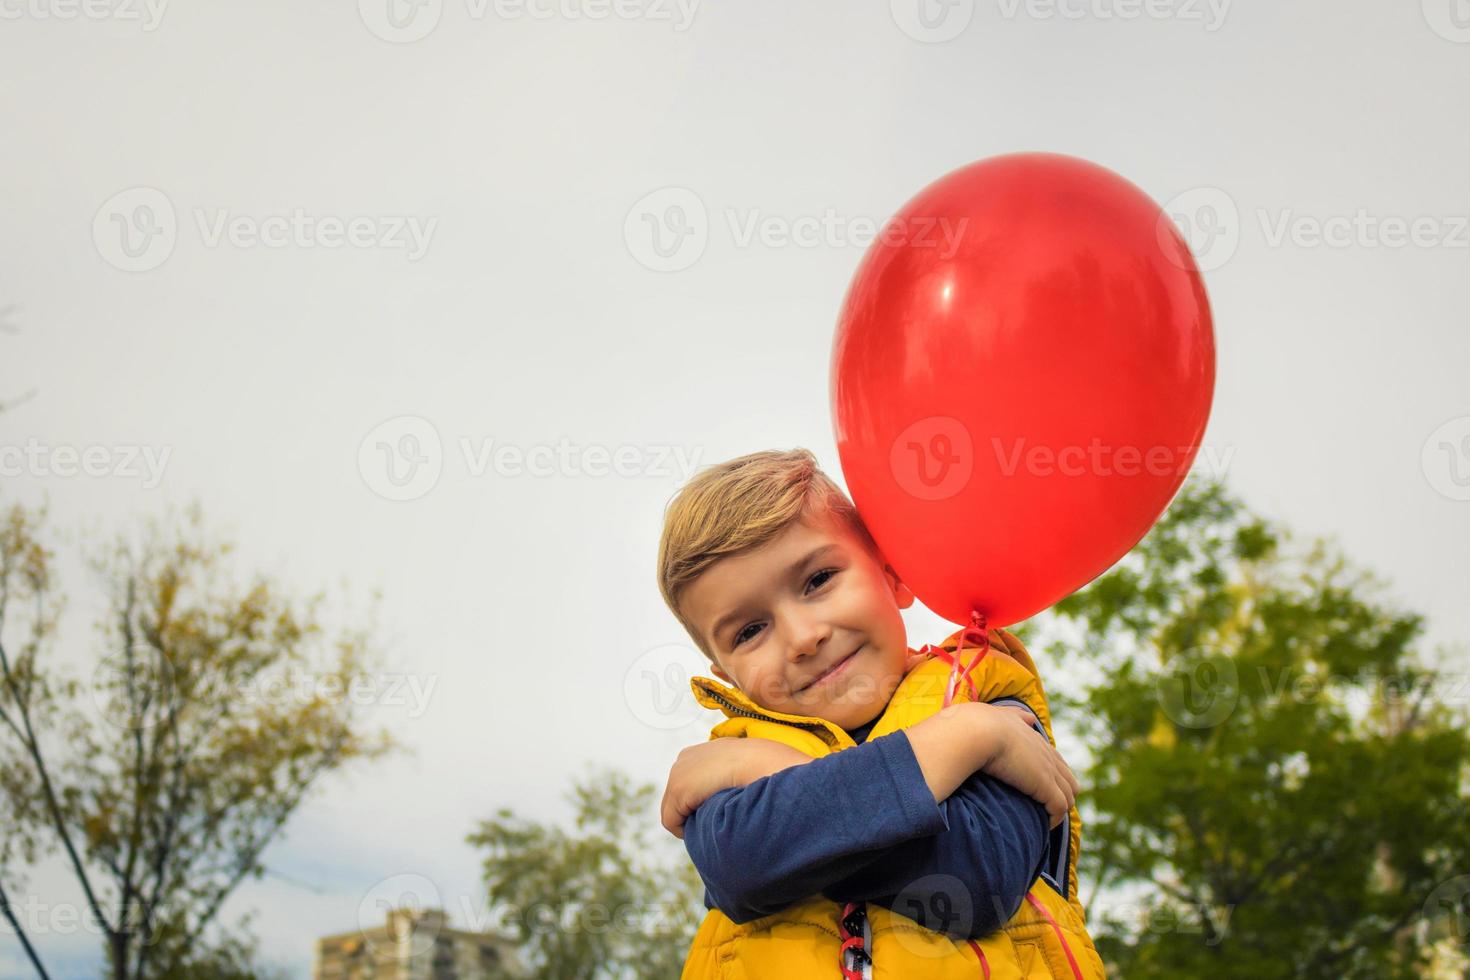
0,500,396,979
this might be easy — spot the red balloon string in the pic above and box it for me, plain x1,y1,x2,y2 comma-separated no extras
942,610,989,708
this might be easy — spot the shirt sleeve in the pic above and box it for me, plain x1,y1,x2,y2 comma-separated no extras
822,701,1053,939
681,731,948,923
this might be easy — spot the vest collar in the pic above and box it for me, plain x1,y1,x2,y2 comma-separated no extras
689,632,970,749
688,673,858,750
687,626,1034,746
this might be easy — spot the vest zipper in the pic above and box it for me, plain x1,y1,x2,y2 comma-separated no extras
694,687,851,749
697,684,871,977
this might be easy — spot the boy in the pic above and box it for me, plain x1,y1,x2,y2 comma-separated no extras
656,448,1106,978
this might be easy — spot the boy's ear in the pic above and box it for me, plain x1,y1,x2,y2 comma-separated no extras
884,562,916,610
710,663,734,684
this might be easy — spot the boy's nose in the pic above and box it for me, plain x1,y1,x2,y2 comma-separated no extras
786,617,832,663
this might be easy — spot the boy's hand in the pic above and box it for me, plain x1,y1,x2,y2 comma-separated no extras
660,738,813,840
974,704,1080,830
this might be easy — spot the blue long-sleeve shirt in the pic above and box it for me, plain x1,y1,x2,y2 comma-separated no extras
682,700,1067,940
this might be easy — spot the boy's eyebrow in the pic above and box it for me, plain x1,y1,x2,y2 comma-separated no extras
707,543,841,647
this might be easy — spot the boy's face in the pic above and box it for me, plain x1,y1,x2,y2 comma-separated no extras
680,508,916,731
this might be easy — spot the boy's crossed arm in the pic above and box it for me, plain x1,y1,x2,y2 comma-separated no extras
660,701,1077,939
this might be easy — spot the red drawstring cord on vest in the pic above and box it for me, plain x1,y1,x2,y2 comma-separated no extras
833,615,1088,978
935,613,1089,979
1026,891,1086,979
965,939,992,977
964,894,1084,980
836,901,866,980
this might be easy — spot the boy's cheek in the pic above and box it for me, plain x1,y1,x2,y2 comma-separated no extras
746,673,796,707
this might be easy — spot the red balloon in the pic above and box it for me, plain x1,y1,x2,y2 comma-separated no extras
831,153,1215,628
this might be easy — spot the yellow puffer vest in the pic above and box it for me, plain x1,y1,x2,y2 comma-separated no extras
680,627,1106,979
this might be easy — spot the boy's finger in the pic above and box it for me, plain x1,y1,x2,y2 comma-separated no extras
1008,706,1046,736
659,796,680,837
1050,778,1069,825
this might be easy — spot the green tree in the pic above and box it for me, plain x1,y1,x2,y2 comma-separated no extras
467,769,706,979
1036,478,1470,978
0,500,396,979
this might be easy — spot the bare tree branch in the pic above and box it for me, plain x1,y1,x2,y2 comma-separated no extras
0,877,52,980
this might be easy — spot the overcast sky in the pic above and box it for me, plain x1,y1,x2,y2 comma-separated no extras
2,0,1468,975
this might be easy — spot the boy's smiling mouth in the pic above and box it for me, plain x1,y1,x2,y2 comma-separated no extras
796,645,863,693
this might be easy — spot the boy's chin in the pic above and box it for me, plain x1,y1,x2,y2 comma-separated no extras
791,673,896,726
811,698,885,732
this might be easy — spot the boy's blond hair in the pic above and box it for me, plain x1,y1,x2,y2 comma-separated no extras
657,448,880,659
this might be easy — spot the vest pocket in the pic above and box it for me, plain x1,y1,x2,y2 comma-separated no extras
1014,940,1054,978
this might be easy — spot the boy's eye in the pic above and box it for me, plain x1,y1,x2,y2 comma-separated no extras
807,568,837,592
731,570,839,649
